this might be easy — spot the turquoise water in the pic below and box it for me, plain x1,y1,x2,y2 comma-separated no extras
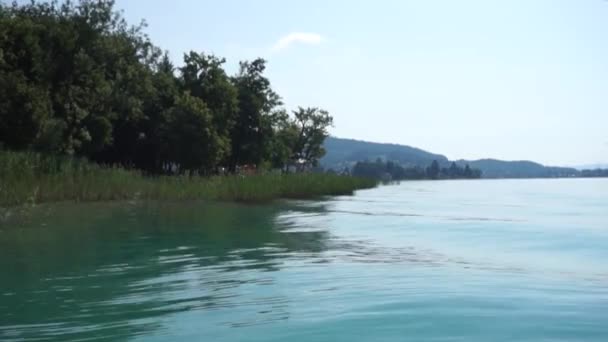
1,178,607,341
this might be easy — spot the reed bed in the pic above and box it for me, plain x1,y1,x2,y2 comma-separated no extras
0,150,376,207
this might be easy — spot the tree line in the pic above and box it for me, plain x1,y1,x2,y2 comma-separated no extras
352,159,482,181
580,169,608,178
0,0,332,175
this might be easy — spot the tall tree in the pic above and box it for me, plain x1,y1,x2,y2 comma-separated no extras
229,58,281,169
180,52,238,164
427,160,440,179
163,93,222,174
133,52,179,172
448,162,461,178
290,107,333,169
463,164,473,178
265,110,297,170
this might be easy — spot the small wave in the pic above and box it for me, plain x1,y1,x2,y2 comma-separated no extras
326,209,522,222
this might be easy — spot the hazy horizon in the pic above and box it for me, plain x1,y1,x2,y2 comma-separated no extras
115,0,608,166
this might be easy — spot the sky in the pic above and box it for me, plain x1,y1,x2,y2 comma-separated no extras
115,0,608,166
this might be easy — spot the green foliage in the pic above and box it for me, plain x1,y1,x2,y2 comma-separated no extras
163,93,221,173
266,110,296,169
320,137,449,171
580,168,608,177
352,159,482,181
0,72,52,149
426,160,440,180
456,159,577,178
264,107,334,170
0,0,159,156
0,0,334,175
291,107,333,167
230,58,282,169
180,52,237,163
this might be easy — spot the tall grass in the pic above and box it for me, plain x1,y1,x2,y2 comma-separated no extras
0,150,377,207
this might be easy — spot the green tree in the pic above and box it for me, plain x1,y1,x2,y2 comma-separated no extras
133,52,179,172
0,72,52,149
426,160,440,179
463,164,473,178
448,162,461,178
266,110,297,170
290,107,333,169
229,58,281,169
163,93,222,174
180,52,238,164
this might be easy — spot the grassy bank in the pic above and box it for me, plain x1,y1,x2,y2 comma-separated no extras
0,151,376,207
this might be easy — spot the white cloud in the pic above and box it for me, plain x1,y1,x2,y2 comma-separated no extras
271,32,324,52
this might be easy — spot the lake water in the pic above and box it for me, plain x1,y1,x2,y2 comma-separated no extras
1,179,607,341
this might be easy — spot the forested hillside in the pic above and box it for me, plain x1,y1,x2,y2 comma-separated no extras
322,137,586,179
321,137,448,170
455,159,579,178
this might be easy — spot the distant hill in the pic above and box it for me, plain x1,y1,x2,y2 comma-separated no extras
320,137,448,170
455,159,579,178
321,136,581,178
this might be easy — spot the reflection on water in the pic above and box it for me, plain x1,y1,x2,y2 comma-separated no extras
1,179,608,341
0,201,334,340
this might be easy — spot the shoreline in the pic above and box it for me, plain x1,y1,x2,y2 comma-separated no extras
1,150,377,208
1,172,377,208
